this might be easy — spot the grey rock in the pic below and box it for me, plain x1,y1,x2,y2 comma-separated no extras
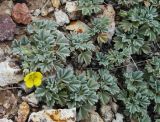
65,1,78,13
65,1,80,20
112,113,124,122
0,44,23,86
22,93,38,105
54,10,70,26
0,15,16,41
33,9,41,16
100,105,113,122
82,111,104,122
0,118,13,122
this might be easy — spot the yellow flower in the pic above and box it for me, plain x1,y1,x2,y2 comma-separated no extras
24,72,43,88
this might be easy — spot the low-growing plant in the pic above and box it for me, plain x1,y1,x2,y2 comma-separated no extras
145,57,160,114
97,69,120,104
12,20,70,74
114,6,160,54
78,0,104,15
35,68,99,120
96,49,129,69
68,32,95,65
117,71,152,122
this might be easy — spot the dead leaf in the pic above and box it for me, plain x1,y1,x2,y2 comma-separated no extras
51,0,61,8
66,20,89,33
144,1,151,7
97,33,108,44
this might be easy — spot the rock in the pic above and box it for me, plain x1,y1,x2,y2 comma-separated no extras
112,113,124,122
0,44,22,87
0,15,16,41
28,108,76,122
16,102,30,122
83,111,104,122
65,1,78,13
0,0,13,15
33,9,41,16
12,3,32,24
0,118,13,122
51,0,61,8
111,102,119,113
0,57,23,86
65,1,80,20
22,93,38,105
66,20,89,33
60,0,67,5
100,105,114,122
0,90,17,118
54,10,70,26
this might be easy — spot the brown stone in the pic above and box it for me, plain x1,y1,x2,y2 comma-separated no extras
16,102,30,122
12,3,32,24
0,15,16,41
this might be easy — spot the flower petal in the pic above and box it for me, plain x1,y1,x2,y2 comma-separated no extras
25,79,34,88
35,72,43,79
34,78,42,87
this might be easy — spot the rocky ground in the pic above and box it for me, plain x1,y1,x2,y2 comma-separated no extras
0,0,122,122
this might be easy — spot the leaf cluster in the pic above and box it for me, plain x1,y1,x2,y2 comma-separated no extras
117,71,151,121
114,6,160,54
12,20,70,74
78,0,104,15
35,68,119,120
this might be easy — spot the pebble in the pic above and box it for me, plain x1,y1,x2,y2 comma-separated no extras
54,10,70,26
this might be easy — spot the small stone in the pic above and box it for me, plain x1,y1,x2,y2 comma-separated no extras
0,90,17,118
0,0,13,15
16,102,30,122
65,1,80,20
111,102,119,113
51,0,61,8
0,15,16,41
33,9,41,16
22,93,38,105
28,108,76,122
54,10,70,26
100,105,114,122
65,1,78,13
112,113,124,122
41,9,48,16
0,118,13,122
83,111,104,122
12,3,32,24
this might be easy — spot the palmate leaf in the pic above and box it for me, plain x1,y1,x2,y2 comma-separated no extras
78,51,92,65
78,0,104,15
12,20,70,73
98,91,111,104
56,68,74,83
